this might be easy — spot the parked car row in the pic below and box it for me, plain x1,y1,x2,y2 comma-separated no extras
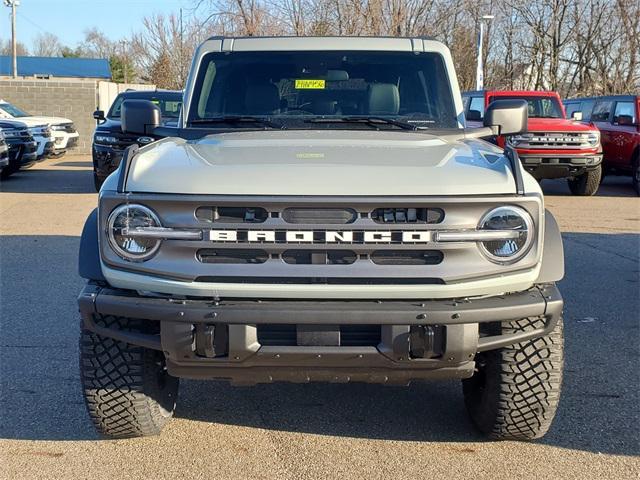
0,122,38,179
463,90,639,196
563,95,639,194
0,99,80,180
92,89,182,190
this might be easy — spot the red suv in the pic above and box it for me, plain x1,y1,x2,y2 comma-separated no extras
564,95,640,195
463,90,603,196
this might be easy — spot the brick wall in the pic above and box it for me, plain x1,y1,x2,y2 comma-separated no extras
0,78,98,153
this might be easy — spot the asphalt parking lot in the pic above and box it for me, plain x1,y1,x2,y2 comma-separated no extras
0,156,638,479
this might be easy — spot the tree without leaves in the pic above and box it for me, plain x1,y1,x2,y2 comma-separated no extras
32,32,64,57
128,0,640,95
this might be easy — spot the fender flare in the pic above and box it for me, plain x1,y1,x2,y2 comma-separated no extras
78,208,106,282
536,209,564,283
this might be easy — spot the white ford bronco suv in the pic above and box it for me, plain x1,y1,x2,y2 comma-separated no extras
77,36,565,441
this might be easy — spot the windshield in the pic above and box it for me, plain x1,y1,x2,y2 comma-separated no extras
189,51,458,129
108,95,182,119
489,95,564,119
0,102,30,118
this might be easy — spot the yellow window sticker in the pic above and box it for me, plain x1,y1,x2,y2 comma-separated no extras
295,79,326,89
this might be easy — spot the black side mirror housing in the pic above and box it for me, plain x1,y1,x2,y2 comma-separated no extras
121,100,161,135
483,99,528,136
466,109,482,122
93,110,105,121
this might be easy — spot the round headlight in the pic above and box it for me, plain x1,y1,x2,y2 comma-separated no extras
586,132,599,146
107,204,161,261
478,206,534,264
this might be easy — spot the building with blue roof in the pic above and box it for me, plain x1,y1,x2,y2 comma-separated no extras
0,56,111,80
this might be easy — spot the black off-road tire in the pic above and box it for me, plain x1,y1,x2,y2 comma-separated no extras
462,315,564,441
567,165,601,196
80,315,179,438
0,162,18,179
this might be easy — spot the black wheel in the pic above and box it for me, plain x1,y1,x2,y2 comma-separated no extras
462,315,564,441
567,165,601,196
0,162,19,179
632,154,639,196
80,315,179,438
93,171,104,191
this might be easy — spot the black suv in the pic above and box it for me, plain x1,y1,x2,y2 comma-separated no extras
92,90,182,190
0,120,38,179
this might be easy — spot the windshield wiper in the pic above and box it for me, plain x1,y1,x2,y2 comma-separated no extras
191,115,286,129
306,116,418,131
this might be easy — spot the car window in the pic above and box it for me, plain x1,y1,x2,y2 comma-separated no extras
580,100,595,120
109,95,183,119
613,101,636,124
0,102,30,117
590,101,613,122
488,95,563,118
468,96,484,118
190,51,458,129
564,102,581,118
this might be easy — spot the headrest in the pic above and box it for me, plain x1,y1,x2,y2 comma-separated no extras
311,100,339,115
326,70,349,81
244,83,280,115
367,83,400,115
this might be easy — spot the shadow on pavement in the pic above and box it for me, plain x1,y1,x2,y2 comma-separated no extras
541,176,637,197
0,167,95,194
53,161,94,168
0,233,638,456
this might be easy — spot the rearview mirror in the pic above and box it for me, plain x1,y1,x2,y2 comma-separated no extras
483,99,528,136
93,110,105,121
571,111,583,121
121,100,161,135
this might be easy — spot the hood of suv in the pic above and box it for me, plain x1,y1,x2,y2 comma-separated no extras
13,116,73,127
528,118,597,132
125,130,516,196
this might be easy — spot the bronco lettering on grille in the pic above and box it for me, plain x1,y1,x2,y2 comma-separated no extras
208,230,432,244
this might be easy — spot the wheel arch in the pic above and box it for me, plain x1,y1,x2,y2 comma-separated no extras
78,208,106,282
536,209,564,283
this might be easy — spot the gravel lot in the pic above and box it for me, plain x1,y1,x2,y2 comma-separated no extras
1,156,638,480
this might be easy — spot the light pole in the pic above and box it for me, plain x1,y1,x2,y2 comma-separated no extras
476,14,494,91
3,0,20,78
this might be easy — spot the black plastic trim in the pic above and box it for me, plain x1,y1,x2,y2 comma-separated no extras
116,144,139,193
78,283,562,353
505,145,525,195
78,209,106,282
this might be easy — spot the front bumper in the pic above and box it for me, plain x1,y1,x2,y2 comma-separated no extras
92,144,125,178
20,141,38,164
53,131,79,150
78,283,563,385
519,153,603,179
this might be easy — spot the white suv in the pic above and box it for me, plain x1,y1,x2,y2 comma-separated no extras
0,99,79,157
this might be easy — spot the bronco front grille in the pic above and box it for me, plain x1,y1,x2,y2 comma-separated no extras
519,132,595,149
99,193,543,286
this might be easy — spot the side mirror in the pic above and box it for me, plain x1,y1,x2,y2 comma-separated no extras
571,111,583,121
93,110,105,121
121,100,161,135
466,109,482,122
483,99,528,136
617,114,633,126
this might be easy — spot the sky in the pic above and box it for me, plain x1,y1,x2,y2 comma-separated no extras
1,0,192,53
